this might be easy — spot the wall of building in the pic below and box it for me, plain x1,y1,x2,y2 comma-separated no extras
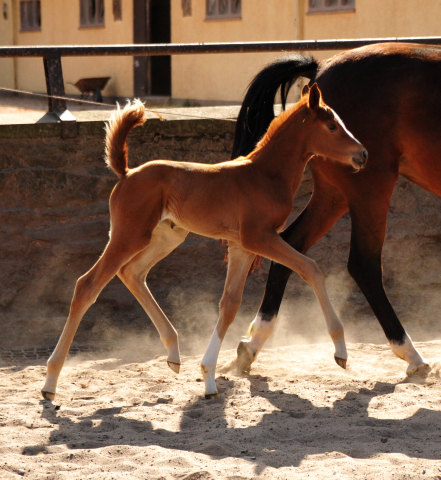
171,0,300,103
12,0,134,98
171,0,441,102
304,0,441,61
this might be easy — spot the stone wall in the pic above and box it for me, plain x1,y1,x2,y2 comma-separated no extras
1,107,441,355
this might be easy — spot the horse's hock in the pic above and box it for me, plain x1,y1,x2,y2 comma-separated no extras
1,106,441,353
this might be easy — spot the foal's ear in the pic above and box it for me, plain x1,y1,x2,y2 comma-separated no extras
301,84,310,97
308,83,322,112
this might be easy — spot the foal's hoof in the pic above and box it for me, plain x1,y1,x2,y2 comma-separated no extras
204,392,219,400
334,355,347,369
167,360,180,374
41,389,55,402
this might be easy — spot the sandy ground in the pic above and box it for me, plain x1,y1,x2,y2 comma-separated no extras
1,340,441,480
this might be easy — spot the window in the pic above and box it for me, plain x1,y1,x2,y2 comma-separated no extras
80,0,104,27
20,1,41,31
308,0,355,14
113,0,122,21
206,0,241,20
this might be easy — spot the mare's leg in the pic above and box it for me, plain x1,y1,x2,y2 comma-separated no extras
201,242,255,398
42,236,151,400
233,179,348,372
240,228,347,368
347,180,428,374
118,220,188,373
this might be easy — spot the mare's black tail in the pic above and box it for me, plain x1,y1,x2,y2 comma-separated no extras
231,55,319,159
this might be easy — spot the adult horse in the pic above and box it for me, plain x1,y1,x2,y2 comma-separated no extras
229,42,439,375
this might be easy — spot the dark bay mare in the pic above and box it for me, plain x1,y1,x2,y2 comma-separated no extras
228,42,441,375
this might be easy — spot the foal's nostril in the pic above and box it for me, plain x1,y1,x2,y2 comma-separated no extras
362,149,368,162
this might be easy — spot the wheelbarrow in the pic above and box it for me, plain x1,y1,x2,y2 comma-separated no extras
72,77,111,102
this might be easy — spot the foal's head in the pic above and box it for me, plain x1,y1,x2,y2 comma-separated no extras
303,83,368,171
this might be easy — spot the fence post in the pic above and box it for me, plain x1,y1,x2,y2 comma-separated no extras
43,53,77,138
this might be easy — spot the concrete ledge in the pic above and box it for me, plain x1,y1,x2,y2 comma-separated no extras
0,105,240,138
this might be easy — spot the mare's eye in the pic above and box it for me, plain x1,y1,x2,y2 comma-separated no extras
328,123,337,132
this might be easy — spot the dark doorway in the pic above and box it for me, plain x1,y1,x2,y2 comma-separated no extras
133,0,171,97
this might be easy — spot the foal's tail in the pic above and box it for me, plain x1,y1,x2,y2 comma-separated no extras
104,100,146,178
231,55,319,159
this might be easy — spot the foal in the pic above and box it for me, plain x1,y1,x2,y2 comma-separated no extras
42,84,367,400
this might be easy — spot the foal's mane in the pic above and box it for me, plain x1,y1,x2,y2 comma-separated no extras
249,95,309,158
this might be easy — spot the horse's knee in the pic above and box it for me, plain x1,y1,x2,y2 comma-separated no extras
119,262,145,286
74,273,100,306
300,258,324,285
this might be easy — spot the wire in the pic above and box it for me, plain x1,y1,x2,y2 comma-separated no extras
0,86,237,122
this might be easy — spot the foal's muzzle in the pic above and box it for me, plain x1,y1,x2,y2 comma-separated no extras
352,148,368,171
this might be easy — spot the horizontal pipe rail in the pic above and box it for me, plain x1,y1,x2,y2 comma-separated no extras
2,36,441,138
1,36,441,57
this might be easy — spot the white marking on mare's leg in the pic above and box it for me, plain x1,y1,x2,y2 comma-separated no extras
201,330,222,398
389,333,429,375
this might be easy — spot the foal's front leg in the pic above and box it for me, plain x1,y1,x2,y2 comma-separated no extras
242,229,347,368
201,242,255,398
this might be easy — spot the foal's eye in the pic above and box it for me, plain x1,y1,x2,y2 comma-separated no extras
328,123,337,132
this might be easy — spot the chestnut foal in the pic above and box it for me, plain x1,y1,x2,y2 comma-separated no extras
42,84,367,400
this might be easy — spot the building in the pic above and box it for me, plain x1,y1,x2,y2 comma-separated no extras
0,0,441,104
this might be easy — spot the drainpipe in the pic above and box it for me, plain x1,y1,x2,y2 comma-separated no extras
294,0,305,42
293,0,306,100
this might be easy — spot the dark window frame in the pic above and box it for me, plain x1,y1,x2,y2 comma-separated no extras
308,0,355,14
205,0,241,21
80,0,105,28
20,0,41,32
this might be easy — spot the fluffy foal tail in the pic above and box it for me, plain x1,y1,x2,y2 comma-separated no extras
104,100,146,178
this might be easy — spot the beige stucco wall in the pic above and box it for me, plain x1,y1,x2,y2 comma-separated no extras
12,0,134,98
171,0,301,103
172,0,441,102
0,0,15,89
305,0,441,61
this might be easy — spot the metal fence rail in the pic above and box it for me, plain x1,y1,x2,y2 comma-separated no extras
1,36,441,137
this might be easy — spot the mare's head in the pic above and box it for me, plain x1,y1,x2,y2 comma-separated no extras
303,83,368,171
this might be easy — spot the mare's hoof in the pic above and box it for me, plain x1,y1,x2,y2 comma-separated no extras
235,341,254,373
41,389,55,401
334,355,347,369
204,392,219,400
167,360,180,374
406,362,431,378
219,342,253,375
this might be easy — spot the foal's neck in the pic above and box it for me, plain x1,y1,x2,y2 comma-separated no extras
248,105,311,193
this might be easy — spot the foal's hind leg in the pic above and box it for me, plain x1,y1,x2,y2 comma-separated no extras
201,242,255,398
41,239,148,400
118,220,188,373
232,179,348,373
